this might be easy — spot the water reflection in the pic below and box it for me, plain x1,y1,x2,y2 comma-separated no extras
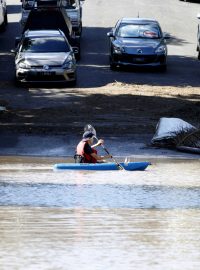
0,183,200,209
0,207,200,269
0,157,200,269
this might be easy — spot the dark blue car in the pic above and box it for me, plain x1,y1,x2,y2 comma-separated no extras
107,18,170,71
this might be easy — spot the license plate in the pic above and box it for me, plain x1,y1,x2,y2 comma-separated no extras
134,57,144,62
40,71,54,76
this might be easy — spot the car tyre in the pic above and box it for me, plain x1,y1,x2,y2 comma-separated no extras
109,57,117,71
77,22,82,36
76,49,81,61
110,63,117,71
198,52,200,60
68,79,77,87
158,65,167,72
0,20,6,32
14,75,22,87
14,78,21,87
4,11,8,25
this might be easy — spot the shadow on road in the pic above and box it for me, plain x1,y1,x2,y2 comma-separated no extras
7,4,21,15
1,89,199,135
181,0,200,3
0,22,200,134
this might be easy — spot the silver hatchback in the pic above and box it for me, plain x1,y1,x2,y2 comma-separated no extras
14,29,77,85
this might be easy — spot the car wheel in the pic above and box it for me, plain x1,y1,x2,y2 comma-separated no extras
68,79,77,87
75,44,81,61
109,57,117,71
78,22,82,36
14,73,25,87
158,65,167,72
14,77,21,87
4,11,8,25
76,49,81,61
0,20,6,32
198,52,200,60
110,63,117,71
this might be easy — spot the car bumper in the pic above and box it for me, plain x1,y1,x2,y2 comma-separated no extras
16,67,76,83
112,53,166,67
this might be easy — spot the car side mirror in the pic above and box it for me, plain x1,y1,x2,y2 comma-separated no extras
163,33,170,40
15,37,21,48
72,47,79,54
107,32,114,37
10,49,16,54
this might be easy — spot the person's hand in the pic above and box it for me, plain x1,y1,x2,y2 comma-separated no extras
97,139,104,146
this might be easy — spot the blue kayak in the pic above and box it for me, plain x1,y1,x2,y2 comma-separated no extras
54,162,150,171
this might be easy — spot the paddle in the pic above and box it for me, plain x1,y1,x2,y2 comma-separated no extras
84,124,124,170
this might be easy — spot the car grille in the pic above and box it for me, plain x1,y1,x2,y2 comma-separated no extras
30,65,61,69
26,73,65,81
115,54,160,64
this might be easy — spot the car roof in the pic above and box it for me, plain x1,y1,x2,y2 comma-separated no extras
24,29,65,38
120,18,159,25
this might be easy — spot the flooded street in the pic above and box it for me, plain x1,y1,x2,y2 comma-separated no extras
1,0,200,267
0,157,200,269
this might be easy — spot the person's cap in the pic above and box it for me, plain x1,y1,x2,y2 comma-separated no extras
82,131,95,141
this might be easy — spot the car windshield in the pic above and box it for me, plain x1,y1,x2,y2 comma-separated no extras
61,0,77,9
21,37,70,53
22,0,34,10
116,23,161,39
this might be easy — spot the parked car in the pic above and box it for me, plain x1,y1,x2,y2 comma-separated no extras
107,18,170,71
20,0,34,26
197,13,200,59
0,0,7,31
20,0,81,59
14,29,77,85
62,0,85,36
1,0,7,24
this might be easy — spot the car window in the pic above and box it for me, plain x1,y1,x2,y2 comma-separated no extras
117,23,161,39
21,37,70,53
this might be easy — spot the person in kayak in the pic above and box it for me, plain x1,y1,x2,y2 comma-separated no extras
74,131,112,163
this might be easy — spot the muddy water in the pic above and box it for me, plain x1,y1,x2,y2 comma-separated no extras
0,157,200,270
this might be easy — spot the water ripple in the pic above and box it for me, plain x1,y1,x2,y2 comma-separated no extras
0,183,200,209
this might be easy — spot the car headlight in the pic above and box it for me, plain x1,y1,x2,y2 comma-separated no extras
63,54,75,69
18,61,31,69
155,45,166,54
113,45,124,54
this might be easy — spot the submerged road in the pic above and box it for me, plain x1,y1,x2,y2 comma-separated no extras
0,0,200,156
0,3,200,269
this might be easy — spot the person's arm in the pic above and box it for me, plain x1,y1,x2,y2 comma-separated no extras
91,139,104,148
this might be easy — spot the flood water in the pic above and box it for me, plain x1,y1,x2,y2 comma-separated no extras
0,156,200,270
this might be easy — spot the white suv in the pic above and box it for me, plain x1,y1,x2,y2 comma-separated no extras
20,0,84,36
62,0,84,36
